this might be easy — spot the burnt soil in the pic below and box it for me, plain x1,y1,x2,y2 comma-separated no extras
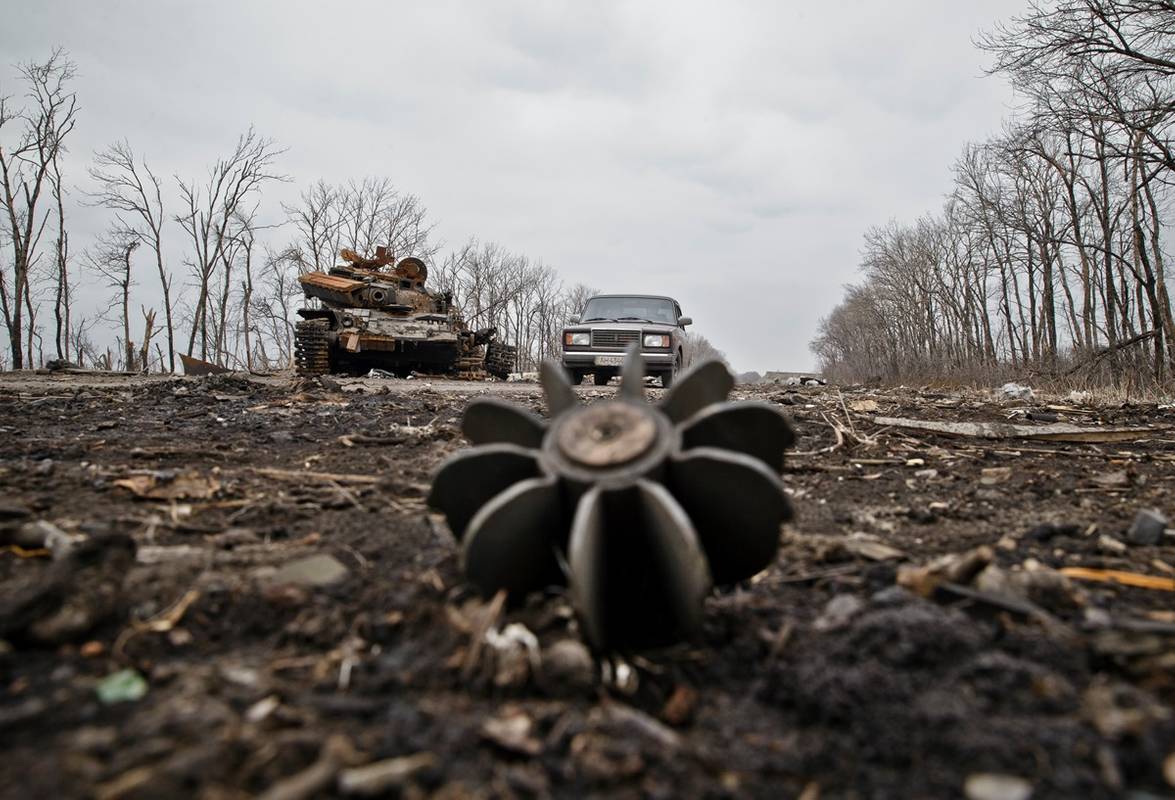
0,372,1172,799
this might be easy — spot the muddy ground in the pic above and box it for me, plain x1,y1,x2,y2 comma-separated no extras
0,371,1172,799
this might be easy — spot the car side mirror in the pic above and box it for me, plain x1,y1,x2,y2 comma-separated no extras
678,316,692,327
569,314,581,323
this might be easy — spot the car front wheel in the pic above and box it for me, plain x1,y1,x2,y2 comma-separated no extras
593,370,613,386
661,352,682,388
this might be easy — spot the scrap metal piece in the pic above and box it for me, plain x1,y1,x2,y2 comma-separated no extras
428,346,796,650
179,353,231,376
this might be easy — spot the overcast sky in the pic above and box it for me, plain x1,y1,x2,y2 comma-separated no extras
2,0,1028,373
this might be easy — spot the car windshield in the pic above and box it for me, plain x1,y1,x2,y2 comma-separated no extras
582,296,677,325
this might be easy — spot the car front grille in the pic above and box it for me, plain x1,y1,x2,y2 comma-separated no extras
591,329,640,349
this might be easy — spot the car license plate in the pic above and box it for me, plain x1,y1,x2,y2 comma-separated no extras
595,355,624,367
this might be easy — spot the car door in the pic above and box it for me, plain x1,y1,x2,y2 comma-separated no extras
674,301,692,367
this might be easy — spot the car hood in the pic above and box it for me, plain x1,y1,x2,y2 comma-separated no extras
567,321,676,332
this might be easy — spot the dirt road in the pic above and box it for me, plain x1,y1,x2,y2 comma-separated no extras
0,371,1172,798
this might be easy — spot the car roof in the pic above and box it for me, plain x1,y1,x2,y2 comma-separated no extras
589,294,677,302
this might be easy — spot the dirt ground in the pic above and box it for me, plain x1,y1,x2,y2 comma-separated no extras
0,370,1172,799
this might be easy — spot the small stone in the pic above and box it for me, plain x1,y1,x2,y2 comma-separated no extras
80,641,104,658
541,639,595,694
1127,509,1167,546
980,467,1012,486
95,669,148,704
245,695,281,724
1097,534,1128,555
270,554,350,588
996,536,1018,551
35,459,55,476
1164,751,1174,788
660,684,698,726
1091,470,1130,488
338,753,438,796
964,772,1033,800
481,708,542,756
845,539,905,561
813,594,865,631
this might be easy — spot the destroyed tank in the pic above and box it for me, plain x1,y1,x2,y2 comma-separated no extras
293,247,516,379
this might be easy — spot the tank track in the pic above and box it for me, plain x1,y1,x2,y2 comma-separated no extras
294,319,331,376
484,340,516,380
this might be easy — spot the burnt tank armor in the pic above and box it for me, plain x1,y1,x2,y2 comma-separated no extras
294,247,515,379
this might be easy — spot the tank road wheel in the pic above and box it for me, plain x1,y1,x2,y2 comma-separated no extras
294,319,331,376
484,340,517,380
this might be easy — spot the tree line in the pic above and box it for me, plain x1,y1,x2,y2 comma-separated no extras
0,49,617,375
812,0,1175,387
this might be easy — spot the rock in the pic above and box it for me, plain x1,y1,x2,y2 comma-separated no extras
270,554,350,588
660,684,698,726
338,753,438,796
814,594,865,631
1091,470,1130,489
964,772,1033,800
15,520,79,557
1026,522,1080,542
980,467,1012,486
999,382,1035,401
95,668,148,704
1164,751,1175,788
844,539,905,561
1097,534,1128,555
541,639,595,694
208,527,260,548
897,546,993,597
1127,508,1167,546
1082,680,1171,739
481,707,542,756
484,623,539,689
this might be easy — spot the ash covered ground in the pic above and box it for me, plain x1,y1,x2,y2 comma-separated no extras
0,372,1173,799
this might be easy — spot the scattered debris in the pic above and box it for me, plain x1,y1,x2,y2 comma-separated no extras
1127,508,1168,546
113,471,221,500
873,416,1157,443
1060,567,1175,592
481,707,542,756
963,773,1033,800
999,382,1035,401
269,554,351,588
337,753,438,796
95,669,148,704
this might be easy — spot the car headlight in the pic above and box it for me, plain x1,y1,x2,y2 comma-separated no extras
643,334,670,348
565,332,590,346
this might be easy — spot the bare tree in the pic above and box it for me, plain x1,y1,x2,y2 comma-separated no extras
0,49,78,369
175,127,286,362
85,232,139,371
87,140,177,370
